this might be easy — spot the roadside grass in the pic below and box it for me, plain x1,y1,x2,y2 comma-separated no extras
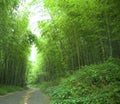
0,85,25,95
40,58,120,104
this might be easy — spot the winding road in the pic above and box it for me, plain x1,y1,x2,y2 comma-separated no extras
0,89,50,104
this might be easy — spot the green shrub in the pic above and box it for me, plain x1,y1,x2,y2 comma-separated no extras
43,60,120,104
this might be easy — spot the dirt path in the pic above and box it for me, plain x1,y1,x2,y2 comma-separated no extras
0,89,50,104
27,89,50,104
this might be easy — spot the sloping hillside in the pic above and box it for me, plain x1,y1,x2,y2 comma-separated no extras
44,59,120,104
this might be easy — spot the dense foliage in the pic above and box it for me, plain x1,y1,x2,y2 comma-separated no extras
36,0,120,81
45,59,120,104
0,2,120,104
34,1,120,103
0,0,31,86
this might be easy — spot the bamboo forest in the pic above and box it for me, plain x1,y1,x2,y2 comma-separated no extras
0,0,120,104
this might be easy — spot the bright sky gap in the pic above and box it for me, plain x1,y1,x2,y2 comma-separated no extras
23,0,51,62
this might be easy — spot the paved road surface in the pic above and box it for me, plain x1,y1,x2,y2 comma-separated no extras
0,89,50,104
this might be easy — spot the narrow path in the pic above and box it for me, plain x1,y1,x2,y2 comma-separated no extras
0,89,50,104
28,89,50,104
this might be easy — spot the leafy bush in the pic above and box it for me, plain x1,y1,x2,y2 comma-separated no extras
44,60,120,104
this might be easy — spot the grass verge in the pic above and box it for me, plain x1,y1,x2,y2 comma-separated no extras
0,85,25,95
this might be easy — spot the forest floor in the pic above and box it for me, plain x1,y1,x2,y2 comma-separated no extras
0,88,50,104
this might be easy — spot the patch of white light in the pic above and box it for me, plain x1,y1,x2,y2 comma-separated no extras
29,2,51,37
25,0,51,62
25,0,32,3
29,44,37,62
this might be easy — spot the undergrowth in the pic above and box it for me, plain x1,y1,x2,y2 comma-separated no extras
0,85,24,95
41,58,120,104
